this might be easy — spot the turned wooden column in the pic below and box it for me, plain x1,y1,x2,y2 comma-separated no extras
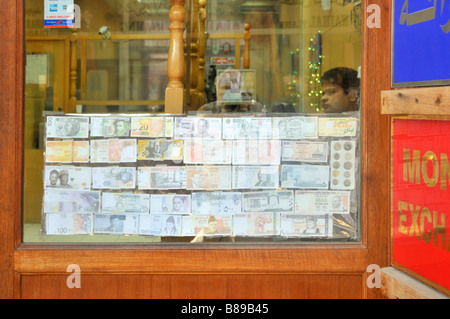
69,28,78,113
197,0,207,107
243,23,251,69
165,0,186,113
188,0,199,109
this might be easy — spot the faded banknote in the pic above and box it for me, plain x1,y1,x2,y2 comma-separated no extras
294,190,350,214
45,213,93,235
101,192,150,214
44,166,91,190
92,167,136,189
241,190,294,213
138,166,187,189
222,117,272,140
232,166,279,189
43,189,100,214
186,165,232,190
281,165,329,189
46,116,89,138
272,116,318,139
281,141,328,163
91,117,130,137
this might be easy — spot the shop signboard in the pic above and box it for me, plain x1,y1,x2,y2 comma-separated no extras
392,0,450,87
44,0,74,28
392,118,450,293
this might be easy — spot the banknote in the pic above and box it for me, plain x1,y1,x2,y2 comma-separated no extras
281,141,328,163
330,140,356,190
241,190,294,213
90,117,130,137
137,139,183,161
233,212,279,236
186,165,232,190
182,214,233,237
191,192,242,214
174,117,222,139
44,166,91,190
92,167,136,189
137,166,186,189
294,190,351,214
222,117,272,139
72,141,90,162
45,141,90,163
90,139,137,163
45,213,93,235
139,214,182,236
150,194,191,214
279,214,333,237
232,140,280,165
46,116,89,138
184,140,232,164
101,192,150,214
130,116,173,138
281,165,329,189
272,117,318,139
94,213,140,235
318,117,358,137
43,189,100,214
232,166,279,189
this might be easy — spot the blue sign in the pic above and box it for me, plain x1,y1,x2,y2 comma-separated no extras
393,0,450,87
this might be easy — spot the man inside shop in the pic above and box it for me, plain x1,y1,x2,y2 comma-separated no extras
320,67,360,113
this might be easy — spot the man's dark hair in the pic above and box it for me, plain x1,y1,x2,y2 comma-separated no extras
320,67,359,95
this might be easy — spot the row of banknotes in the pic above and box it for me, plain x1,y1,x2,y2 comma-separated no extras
44,212,334,238
46,116,359,140
45,139,337,164
43,189,350,215
43,164,354,190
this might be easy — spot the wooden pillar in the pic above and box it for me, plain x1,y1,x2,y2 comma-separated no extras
189,0,199,109
165,0,186,114
69,28,78,113
243,23,251,69
197,0,207,107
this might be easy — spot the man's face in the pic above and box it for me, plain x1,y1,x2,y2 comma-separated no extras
115,121,125,132
173,198,183,211
321,81,353,113
60,173,69,185
49,172,59,185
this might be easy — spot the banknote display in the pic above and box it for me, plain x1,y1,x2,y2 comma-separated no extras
138,166,186,189
272,117,318,139
43,189,100,214
92,167,136,189
174,117,222,139
90,139,137,163
233,212,279,236
45,213,93,235
281,141,328,163
139,214,182,236
150,194,191,214
191,192,242,214
46,116,89,138
186,165,232,190
222,117,272,140
184,140,232,164
318,117,358,137
294,191,350,214
241,191,294,213
44,166,91,190
232,166,279,189
232,140,280,165
279,214,333,237
90,117,130,137
137,139,183,161
330,140,356,190
281,165,329,189
101,192,150,214
182,214,233,236
94,213,140,234
130,116,174,138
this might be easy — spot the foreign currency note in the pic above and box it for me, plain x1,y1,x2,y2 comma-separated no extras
45,213,93,235
294,190,350,214
94,213,140,235
279,214,333,237
45,141,73,163
184,139,232,164
92,167,136,189
137,139,183,161
281,141,328,163
174,117,222,140
137,166,186,189
90,117,130,137
73,141,90,162
139,214,182,236
281,165,329,189
101,192,150,214
43,189,100,214
272,116,318,139
191,192,242,214
232,166,279,189
130,116,174,138
90,139,137,163
241,190,294,213
44,166,91,190
222,117,272,140
233,212,279,236
232,140,280,165
150,194,191,214
318,117,358,137
182,214,233,237
186,165,232,190
46,116,89,138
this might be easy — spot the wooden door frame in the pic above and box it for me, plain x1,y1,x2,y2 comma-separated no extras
0,0,391,299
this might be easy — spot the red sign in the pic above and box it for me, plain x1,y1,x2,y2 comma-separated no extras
393,119,450,292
